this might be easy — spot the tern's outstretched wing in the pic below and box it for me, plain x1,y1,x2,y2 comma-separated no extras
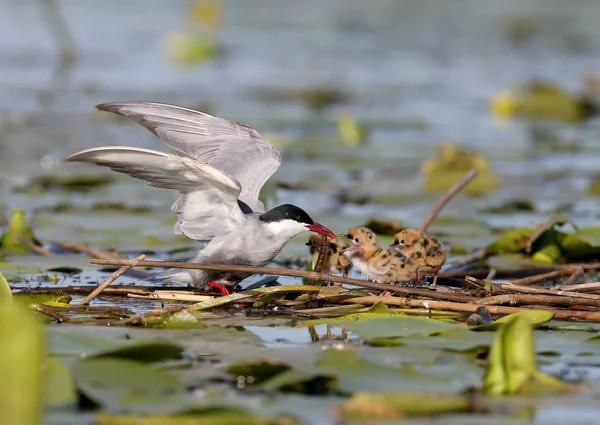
64,146,245,241
95,101,282,212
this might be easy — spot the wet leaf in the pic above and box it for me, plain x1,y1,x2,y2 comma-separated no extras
0,209,40,255
337,114,368,146
13,291,72,308
486,228,536,253
0,302,44,425
227,359,292,384
43,358,77,408
0,271,11,304
49,328,184,362
482,315,572,396
336,391,472,420
73,358,193,414
421,144,500,194
166,31,220,66
340,316,459,339
96,409,299,425
561,227,600,259
471,310,554,332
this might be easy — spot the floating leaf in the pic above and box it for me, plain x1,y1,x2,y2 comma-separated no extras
340,316,459,339
43,358,77,408
96,409,299,425
0,271,11,304
471,310,554,332
421,144,500,194
482,315,572,396
13,291,72,308
337,114,368,146
166,31,219,66
48,328,183,362
0,209,40,255
561,227,600,259
73,358,192,414
0,302,44,425
336,391,472,420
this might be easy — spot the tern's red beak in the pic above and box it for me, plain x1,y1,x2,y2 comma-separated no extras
306,223,336,239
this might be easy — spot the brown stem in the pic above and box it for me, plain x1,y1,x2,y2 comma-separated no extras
13,234,52,256
54,241,119,260
33,304,68,322
88,258,476,303
505,268,576,287
476,293,600,308
80,255,146,305
343,296,600,320
559,267,584,287
419,168,478,232
55,241,151,276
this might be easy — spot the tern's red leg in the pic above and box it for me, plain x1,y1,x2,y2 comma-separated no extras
207,282,232,296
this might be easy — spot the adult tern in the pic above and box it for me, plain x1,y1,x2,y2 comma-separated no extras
65,101,337,293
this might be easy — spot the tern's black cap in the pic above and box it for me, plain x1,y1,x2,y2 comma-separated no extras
259,204,315,225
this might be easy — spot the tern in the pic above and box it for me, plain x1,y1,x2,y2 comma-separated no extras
65,101,337,293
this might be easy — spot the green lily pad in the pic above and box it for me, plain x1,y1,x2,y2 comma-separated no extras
72,358,193,414
0,302,44,425
471,310,554,332
336,391,472,420
0,209,41,255
561,227,600,259
48,328,184,362
95,409,300,425
341,316,459,340
0,271,11,304
43,358,77,408
13,291,72,308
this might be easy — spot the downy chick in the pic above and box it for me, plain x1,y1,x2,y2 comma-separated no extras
341,227,414,285
391,228,446,287
305,234,352,277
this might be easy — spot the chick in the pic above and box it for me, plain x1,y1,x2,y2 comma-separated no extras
341,227,414,285
305,234,352,277
391,228,446,288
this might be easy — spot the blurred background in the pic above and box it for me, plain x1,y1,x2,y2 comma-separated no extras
3,0,600,262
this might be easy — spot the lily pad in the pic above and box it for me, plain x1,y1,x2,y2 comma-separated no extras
0,302,44,425
72,358,193,414
340,316,459,340
471,310,554,332
43,358,77,408
0,209,41,255
0,272,11,304
48,328,184,362
336,391,472,420
561,227,600,259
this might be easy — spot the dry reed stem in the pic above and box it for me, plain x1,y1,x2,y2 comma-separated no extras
14,234,52,256
80,255,146,305
89,258,477,303
419,169,478,232
343,296,600,321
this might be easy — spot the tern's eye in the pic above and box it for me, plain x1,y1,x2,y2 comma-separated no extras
399,239,405,245
354,237,359,243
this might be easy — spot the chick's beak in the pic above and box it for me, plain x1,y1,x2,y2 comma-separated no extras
306,223,336,239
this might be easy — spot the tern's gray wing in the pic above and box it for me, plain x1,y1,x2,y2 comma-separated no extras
65,146,246,241
96,101,282,212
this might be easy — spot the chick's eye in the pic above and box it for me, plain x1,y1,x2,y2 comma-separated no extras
354,238,359,243
400,239,405,245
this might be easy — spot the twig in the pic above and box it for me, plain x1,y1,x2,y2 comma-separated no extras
557,282,600,293
500,283,600,301
342,296,600,321
476,293,600,308
448,248,489,270
419,168,478,232
89,258,477,303
127,291,213,303
33,304,68,322
13,234,52,256
558,267,584,287
309,236,329,285
506,268,576,287
55,241,151,276
53,241,119,260
80,255,146,305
